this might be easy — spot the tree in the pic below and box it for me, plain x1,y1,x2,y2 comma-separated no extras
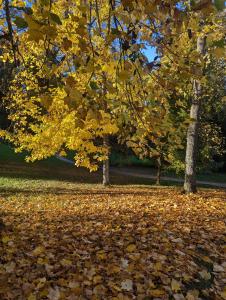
120,90,187,185
184,1,225,193
1,0,120,174
0,0,224,192
184,36,206,193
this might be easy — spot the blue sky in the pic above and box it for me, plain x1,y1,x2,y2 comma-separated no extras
142,46,157,62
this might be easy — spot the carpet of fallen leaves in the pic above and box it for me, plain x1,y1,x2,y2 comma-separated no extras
0,187,225,300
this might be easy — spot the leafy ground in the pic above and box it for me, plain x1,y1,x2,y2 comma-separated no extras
0,160,226,300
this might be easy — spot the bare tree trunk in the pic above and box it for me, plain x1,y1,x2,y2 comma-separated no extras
156,156,162,185
184,92,200,193
103,135,110,186
184,36,206,193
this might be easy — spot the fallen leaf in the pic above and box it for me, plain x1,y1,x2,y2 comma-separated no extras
93,275,102,284
32,246,45,256
121,279,133,291
174,294,185,300
126,244,136,252
149,289,166,297
171,279,181,292
121,258,129,268
48,286,60,300
96,250,107,260
5,262,16,273
27,294,37,300
199,269,211,280
60,258,72,266
2,235,11,244
213,264,224,272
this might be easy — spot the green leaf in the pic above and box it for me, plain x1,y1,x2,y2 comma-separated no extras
14,16,28,29
211,38,225,48
90,81,98,90
50,13,62,25
214,0,225,10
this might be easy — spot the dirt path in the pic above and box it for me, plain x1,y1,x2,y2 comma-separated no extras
112,167,226,189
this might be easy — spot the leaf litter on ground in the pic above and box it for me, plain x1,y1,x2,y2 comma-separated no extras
0,186,225,300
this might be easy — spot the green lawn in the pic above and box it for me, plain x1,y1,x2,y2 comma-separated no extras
0,143,225,189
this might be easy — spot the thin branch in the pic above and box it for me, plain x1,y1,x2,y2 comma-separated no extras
4,0,18,65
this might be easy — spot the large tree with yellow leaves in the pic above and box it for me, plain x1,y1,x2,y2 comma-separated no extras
0,0,225,192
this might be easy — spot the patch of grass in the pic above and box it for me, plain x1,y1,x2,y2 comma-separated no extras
0,143,72,167
197,172,226,184
0,143,26,162
1,143,225,188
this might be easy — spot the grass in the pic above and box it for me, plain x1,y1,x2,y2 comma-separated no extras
163,168,226,184
1,143,226,188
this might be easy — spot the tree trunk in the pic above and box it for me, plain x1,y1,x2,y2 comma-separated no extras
184,93,200,193
103,135,110,186
156,156,162,185
184,36,206,193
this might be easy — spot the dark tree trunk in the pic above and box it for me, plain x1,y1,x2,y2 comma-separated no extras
184,36,206,193
4,0,18,66
156,156,162,185
103,135,110,186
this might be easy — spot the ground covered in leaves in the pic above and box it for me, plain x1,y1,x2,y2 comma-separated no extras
0,182,225,300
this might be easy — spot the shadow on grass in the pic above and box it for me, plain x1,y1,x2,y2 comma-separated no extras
0,161,183,194
1,161,222,198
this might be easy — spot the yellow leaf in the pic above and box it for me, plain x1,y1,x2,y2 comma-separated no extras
27,29,44,42
93,275,102,284
60,258,72,266
171,279,181,292
111,265,121,273
153,261,162,271
32,246,45,256
96,250,107,260
28,294,37,300
108,281,121,292
40,289,49,297
186,289,199,299
149,289,166,297
37,257,48,265
118,70,130,81
2,235,11,244
126,244,136,252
